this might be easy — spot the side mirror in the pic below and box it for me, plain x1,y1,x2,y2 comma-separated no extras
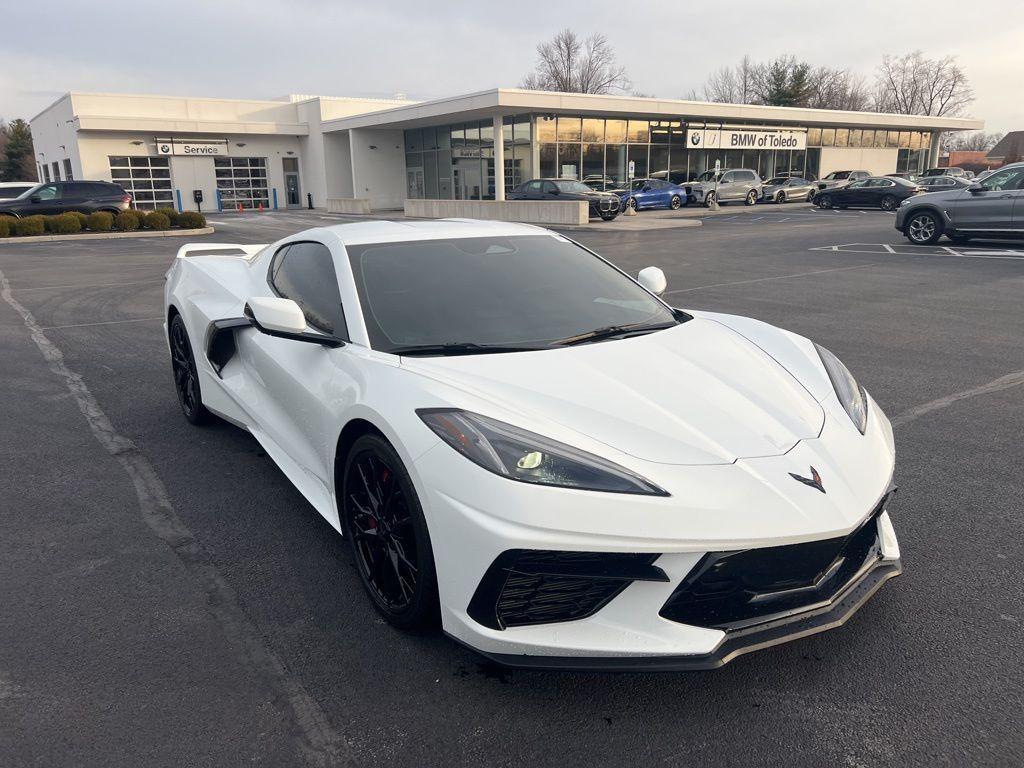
548,187,559,195
968,182,983,194
30,195,42,203
638,266,667,296
243,296,343,347
642,185,652,192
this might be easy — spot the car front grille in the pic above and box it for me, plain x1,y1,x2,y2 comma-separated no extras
468,550,667,630
659,495,890,630
595,197,618,212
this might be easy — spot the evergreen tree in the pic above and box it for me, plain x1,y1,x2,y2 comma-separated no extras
1,119,37,182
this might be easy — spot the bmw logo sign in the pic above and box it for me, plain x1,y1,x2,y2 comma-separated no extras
690,133,701,146
159,144,171,154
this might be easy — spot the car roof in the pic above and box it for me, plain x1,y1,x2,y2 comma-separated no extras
311,218,551,247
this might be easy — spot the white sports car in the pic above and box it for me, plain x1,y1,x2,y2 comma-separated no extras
164,219,901,670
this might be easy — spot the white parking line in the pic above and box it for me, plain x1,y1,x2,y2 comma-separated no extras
40,316,165,330
810,242,1024,260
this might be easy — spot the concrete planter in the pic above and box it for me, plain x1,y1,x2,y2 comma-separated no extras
327,198,372,215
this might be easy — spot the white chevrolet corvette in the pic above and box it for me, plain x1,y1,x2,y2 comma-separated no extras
164,219,901,670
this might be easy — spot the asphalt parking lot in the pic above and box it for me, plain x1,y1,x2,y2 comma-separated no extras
2,208,1022,767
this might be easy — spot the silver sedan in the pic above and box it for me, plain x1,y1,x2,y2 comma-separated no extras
761,176,817,203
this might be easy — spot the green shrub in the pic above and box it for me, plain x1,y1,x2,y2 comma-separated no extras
87,211,114,232
51,213,82,235
153,207,180,226
14,215,45,237
114,210,141,231
177,211,207,229
69,211,88,229
144,211,171,231
43,215,59,233
0,217,11,238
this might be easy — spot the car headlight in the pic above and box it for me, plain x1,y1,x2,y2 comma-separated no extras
417,409,667,496
814,344,868,434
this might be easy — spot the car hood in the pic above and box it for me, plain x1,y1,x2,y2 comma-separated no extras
399,318,825,465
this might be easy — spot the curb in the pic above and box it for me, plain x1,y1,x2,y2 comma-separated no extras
0,227,215,245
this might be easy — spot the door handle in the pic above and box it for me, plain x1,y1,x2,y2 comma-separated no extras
999,193,1013,199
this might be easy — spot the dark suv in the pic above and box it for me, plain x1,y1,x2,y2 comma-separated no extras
0,181,131,218
508,179,621,220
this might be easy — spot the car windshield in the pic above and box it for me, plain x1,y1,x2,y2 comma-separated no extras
824,171,851,180
347,235,679,353
767,177,788,185
5,185,41,200
553,180,593,194
695,171,721,182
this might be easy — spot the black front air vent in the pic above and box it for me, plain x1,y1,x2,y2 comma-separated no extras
659,501,887,630
468,550,668,630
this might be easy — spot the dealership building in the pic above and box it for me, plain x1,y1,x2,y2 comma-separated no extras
30,89,982,212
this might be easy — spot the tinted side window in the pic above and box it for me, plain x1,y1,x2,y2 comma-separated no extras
526,181,543,194
269,242,346,337
720,173,734,183
96,183,122,196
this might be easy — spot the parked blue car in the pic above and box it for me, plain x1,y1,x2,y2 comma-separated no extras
613,178,688,211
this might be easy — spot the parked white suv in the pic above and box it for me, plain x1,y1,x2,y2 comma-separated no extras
685,168,762,207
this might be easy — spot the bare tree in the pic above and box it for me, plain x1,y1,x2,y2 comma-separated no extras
806,67,871,111
872,51,974,116
943,130,1004,152
520,30,630,94
701,55,757,104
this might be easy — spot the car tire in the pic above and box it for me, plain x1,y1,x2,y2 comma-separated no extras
905,211,942,245
880,195,898,212
776,192,786,204
626,197,638,212
745,190,757,206
704,191,717,207
806,190,815,202
341,434,440,630
169,313,212,425
817,194,832,209
670,195,682,210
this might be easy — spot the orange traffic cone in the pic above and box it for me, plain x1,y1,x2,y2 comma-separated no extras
237,203,243,213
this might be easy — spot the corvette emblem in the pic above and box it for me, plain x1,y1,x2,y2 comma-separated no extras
789,466,825,493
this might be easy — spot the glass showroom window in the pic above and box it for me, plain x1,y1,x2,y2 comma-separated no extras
215,157,269,210
109,156,173,210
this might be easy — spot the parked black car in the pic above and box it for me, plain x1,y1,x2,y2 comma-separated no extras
508,179,621,220
0,181,131,217
814,176,923,211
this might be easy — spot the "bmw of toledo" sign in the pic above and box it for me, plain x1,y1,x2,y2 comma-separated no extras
685,129,806,151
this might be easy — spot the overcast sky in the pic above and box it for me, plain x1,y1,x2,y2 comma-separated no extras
2,1,1020,133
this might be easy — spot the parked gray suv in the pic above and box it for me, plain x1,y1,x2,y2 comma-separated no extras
685,168,762,207
895,162,1024,244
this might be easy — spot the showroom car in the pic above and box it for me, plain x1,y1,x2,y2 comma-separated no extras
507,179,620,220
815,176,923,211
921,167,967,178
685,168,762,207
614,178,687,211
164,219,902,670
896,161,1024,245
760,176,817,203
816,170,870,191
0,181,131,217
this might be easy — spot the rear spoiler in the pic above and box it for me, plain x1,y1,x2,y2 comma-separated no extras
174,243,267,260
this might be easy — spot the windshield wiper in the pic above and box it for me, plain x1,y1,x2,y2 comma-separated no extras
390,342,547,357
554,321,678,347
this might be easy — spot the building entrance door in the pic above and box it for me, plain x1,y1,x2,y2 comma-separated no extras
283,158,301,208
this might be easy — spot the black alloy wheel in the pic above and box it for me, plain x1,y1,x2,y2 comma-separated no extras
745,190,758,206
342,435,439,629
776,192,787,204
806,189,815,202
670,195,682,209
817,194,833,209
880,195,898,212
704,191,717,207
169,314,210,425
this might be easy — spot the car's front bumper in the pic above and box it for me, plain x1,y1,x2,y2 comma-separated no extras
411,400,900,669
